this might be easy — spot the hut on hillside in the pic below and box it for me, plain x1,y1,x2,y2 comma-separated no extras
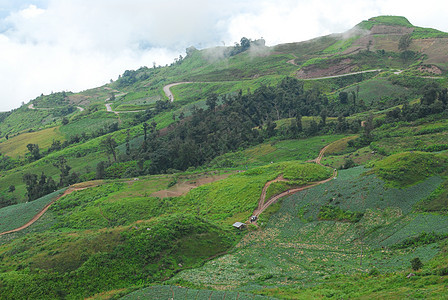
232,222,246,230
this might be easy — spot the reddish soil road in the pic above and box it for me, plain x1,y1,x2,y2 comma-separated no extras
248,142,337,223
0,185,97,237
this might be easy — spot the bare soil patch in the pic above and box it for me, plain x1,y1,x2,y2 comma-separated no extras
150,173,234,198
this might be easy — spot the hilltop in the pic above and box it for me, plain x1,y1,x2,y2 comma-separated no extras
0,16,448,299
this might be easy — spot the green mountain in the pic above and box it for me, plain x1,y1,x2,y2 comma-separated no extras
0,16,448,299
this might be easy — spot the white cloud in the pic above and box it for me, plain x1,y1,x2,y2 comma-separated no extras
0,0,448,111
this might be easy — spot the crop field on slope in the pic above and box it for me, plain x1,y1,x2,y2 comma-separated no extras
171,167,445,291
181,51,297,82
169,76,285,103
59,113,119,137
0,126,64,158
0,108,56,139
209,135,346,169
0,189,65,233
122,285,277,300
179,161,332,225
341,77,414,105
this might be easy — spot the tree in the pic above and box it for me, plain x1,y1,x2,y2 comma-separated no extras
398,34,412,51
48,140,62,153
125,130,131,156
96,161,106,179
8,185,15,193
296,114,303,132
27,143,41,161
306,120,318,136
320,109,327,126
240,37,251,51
101,136,118,162
265,120,276,138
421,82,439,106
61,117,69,125
339,92,348,104
23,173,38,201
410,257,423,271
53,157,72,187
206,93,218,112
0,193,17,208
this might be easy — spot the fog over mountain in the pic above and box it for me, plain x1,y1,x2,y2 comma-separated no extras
0,0,447,111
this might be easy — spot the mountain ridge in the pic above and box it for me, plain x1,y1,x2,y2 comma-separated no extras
0,15,447,299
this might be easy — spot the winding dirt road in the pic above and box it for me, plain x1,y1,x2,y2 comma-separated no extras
0,184,98,237
301,69,382,81
163,82,192,102
248,142,337,223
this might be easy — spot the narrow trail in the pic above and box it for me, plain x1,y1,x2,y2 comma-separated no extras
163,82,192,102
0,184,98,237
300,69,382,81
248,142,337,224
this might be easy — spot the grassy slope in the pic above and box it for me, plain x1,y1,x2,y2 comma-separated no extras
171,165,448,297
0,15,448,299
0,126,64,158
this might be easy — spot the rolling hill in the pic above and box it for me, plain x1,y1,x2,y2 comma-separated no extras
0,15,448,299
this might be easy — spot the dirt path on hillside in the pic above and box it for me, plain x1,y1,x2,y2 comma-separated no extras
248,142,337,224
301,69,382,81
286,54,298,66
0,183,99,237
163,82,193,102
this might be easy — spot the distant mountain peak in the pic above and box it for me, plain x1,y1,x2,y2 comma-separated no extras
356,15,414,30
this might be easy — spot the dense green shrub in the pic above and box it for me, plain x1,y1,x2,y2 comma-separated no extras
318,205,363,223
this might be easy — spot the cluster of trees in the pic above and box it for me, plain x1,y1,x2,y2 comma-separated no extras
25,122,120,162
116,66,158,88
34,91,71,107
112,77,363,175
0,189,17,208
22,157,79,201
227,37,266,57
383,82,448,124
0,152,19,171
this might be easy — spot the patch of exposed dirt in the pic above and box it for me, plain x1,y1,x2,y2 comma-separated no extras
296,58,355,79
68,94,92,106
150,173,234,198
370,25,414,35
417,65,443,75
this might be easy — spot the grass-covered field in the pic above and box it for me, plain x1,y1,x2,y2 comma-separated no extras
209,135,346,169
171,166,447,297
0,126,64,158
122,285,277,299
60,112,119,137
341,77,414,106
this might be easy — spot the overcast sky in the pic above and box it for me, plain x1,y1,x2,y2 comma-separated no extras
1,0,447,111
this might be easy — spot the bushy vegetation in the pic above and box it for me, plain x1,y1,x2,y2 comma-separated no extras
0,214,235,299
369,151,447,187
318,204,364,222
